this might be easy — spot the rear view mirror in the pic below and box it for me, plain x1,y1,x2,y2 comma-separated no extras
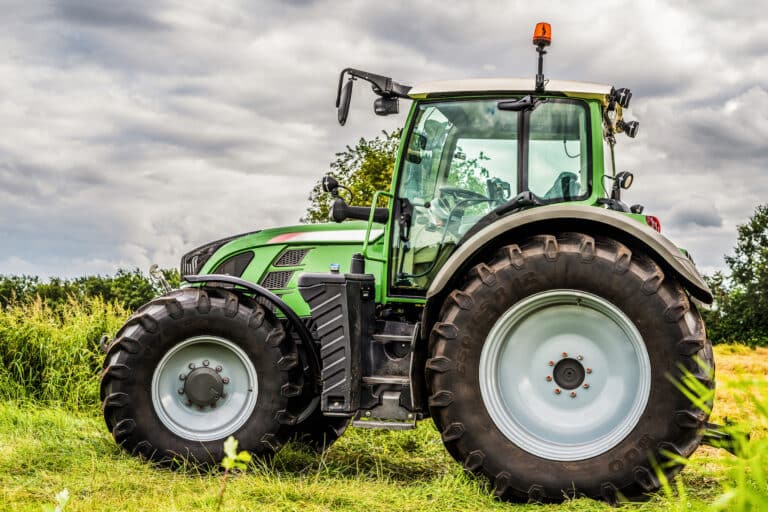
338,80,353,126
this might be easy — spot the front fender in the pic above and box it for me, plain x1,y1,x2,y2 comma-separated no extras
426,205,713,304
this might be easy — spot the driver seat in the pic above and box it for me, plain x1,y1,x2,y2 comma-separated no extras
543,172,581,201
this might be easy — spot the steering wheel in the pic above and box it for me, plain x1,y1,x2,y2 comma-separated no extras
430,186,491,228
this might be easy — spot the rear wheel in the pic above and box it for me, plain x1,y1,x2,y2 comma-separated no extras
100,287,305,463
427,232,713,503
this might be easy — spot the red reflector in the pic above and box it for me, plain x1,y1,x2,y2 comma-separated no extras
645,215,661,233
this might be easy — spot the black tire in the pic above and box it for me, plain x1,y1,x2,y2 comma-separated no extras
288,406,350,452
427,232,714,503
100,287,305,464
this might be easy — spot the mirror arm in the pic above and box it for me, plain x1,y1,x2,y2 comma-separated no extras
337,68,411,105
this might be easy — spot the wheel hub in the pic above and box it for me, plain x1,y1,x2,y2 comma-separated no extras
479,289,651,461
152,335,258,442
183,367,225,407
553,357,585,390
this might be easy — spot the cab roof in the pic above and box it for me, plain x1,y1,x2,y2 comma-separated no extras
408,78,612,100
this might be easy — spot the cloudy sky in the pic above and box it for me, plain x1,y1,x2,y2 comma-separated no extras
0,0,766,278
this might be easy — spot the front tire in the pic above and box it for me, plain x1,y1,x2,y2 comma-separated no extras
427,232,713,502
100,287,305,463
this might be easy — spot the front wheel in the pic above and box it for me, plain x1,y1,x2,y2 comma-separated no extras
427,232,713,503
100,288,305,463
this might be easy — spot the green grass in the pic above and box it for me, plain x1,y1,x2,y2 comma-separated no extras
0,296,128,409
0,299,766,511
0,403,721,512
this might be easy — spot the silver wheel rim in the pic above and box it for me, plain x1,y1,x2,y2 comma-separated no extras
151,335,258,442
479,289,651,461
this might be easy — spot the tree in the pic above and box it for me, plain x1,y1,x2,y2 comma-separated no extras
0,268,180,311
703,204,768,345
302,130,400,223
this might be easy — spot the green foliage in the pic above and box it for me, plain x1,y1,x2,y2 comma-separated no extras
222,436,252,471
0,268,180,311
703,204,768,346
0,296,129,409
302,130,400,223
671,357,768,512
216,436,253,511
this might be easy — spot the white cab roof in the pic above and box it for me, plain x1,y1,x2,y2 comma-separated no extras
408,78,612,98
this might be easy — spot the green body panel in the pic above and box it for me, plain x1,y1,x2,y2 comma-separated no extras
198,221,386,316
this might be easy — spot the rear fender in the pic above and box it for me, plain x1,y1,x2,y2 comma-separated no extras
421,205,713,338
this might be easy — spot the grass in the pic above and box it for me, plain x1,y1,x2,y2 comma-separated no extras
0,299,766,511
0,345,764,511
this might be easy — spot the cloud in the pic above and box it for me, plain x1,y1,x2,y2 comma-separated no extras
669,203,724,229
0,0,766,279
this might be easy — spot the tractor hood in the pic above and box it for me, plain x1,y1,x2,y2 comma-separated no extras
181,221,384,279
180,220,386,317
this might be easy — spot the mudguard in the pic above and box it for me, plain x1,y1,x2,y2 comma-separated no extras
183,274,322,393
426,204,713,304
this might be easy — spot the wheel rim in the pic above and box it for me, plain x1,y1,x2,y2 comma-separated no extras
152,335,258,442
479,289,651,461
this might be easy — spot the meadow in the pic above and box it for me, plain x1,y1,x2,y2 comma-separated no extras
0,297,765,511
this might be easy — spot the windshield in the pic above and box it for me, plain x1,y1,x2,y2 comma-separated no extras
392,98,590,292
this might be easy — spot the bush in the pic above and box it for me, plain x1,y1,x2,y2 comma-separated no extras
0,296,129,409
0,268,180,311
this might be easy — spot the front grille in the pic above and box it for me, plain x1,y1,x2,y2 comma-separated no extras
274,248,310,267
260,270,294,289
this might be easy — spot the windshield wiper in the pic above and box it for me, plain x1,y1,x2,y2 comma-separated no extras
497,95,545,112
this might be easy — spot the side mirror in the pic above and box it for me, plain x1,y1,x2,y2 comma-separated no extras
374,96,399,116
338,80,353,126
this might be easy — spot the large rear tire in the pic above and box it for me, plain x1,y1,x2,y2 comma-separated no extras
427,232,713,503
100,287,305,463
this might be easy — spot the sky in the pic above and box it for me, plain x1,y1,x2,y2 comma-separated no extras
0,0,766,278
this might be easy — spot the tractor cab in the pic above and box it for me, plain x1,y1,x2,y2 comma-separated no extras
333,24,640,294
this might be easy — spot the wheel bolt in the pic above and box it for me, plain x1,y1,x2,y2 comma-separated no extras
188,363,195,369
586,368,592,374
561,352,568,357
570,391,577,398
203,360,209,367
177,388,184,395
577,354,584,361
583,383,590,389
222,377,230,385
554,388,561,395
548,360,555,367
215,366,222,373
179,374,186,381
546,375,552,382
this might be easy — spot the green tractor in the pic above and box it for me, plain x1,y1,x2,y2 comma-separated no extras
101,24,727,503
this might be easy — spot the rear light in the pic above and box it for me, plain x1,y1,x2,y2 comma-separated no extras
645,215,661,233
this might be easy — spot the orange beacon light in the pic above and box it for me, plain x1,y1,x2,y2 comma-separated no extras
533,22,552,47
